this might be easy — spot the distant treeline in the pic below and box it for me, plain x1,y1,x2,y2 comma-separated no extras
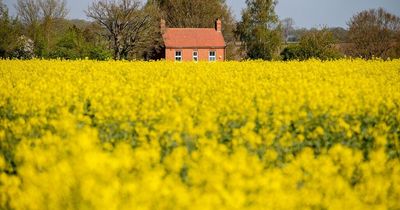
0,0,399,61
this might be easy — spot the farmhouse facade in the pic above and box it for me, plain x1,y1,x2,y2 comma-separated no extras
161,19,226,62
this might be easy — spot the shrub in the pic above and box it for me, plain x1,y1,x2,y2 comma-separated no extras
281,29,342,60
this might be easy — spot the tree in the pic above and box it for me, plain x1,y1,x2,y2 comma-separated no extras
81,23,112,60
86,0,158,60
236,0,282,60
50,25,111,60
281,28,342,61
347,8,400,59
0,0,11,56
15,0,41,52
15,0,69,56
11,35,35,59
393,30,400,58
50,25,86,59
298,28,341,60
329,27,348,43
15,0,40,37
281,17,294,43
39,0,69,51
152,0,233,28
0,0,23,58
151,0,237,60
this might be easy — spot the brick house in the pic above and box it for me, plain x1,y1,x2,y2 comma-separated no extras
161,19,226,62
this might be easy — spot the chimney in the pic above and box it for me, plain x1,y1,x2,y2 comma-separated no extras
161,19,166,34
215,18,222,32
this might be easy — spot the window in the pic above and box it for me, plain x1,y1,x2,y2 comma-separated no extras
175,50,182,61
193,51,198,62
209,51,216,61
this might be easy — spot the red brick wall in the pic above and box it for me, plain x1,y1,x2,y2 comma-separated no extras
165,48,225,61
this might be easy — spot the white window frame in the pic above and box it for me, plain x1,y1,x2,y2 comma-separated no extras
175,50,182,61
193,51,198,62
209,51,216,62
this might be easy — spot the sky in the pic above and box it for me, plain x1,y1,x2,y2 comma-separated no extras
4,0,400,29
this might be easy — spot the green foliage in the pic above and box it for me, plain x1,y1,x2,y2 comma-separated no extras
0,0,9,57
50,26,83,59
281,29,342,61
280,44,301,61
236,0,283,60
87,47,112,61
49,25,111,60
0,1,24,58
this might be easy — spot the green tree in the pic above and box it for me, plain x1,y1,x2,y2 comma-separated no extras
50,25,111,60
236,0,282,60
281,28,342,61
0,0,12,57
0,0,23,58
50,25,85,59
81,23,112,60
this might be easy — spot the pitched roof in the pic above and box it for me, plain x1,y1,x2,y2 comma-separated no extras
162,28,226,48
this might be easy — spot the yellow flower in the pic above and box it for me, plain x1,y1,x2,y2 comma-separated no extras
1,59,400,209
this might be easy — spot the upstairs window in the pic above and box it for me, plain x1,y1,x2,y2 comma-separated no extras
175,50,182,61
193,51,198,62
209,51,216,62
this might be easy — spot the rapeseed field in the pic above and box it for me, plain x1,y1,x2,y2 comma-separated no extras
0,59,400,210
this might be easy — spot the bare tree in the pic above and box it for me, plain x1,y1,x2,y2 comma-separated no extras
86,0,157,60
347,8,400,59
15,0,68,52
39,0,68,19
39,0,68,50
15,0,40,25
16,0,67,24
281,17,294,43
15,0,40,40
152,0,234,28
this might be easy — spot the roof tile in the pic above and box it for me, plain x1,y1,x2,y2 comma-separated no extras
162,28,226,48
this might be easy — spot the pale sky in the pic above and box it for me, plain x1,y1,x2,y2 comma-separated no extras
4,0,400,28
